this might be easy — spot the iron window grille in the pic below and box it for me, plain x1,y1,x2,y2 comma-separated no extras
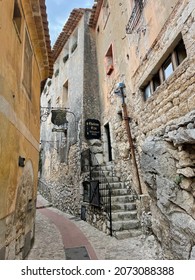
126,0,144,34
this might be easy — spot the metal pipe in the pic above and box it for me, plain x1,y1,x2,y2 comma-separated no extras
120,88,142,195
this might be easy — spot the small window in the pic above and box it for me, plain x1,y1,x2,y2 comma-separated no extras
56,97,60,105
175,39,187,65
48,99,51,109
13,0,22,36
103,0,110,28
105,45,114,75
163,56,173,80
63,80,68,106
141,35,187,102
71,30,78,54
23,31,33,98
153,72,160,91
144,83,151,101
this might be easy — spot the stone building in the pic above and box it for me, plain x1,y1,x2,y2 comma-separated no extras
39,9,101,215
40,0,195,259
0,0,52,259
89,0,195,259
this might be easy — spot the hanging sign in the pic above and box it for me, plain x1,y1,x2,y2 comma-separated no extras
85,119,101,140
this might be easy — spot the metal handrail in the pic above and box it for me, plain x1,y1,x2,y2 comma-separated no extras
81,149,113,236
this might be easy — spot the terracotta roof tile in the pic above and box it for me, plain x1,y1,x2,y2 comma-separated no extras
52,8,87,61
39,0,53,77
88,0,103,28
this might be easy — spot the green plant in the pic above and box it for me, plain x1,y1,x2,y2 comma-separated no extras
174,174,184,185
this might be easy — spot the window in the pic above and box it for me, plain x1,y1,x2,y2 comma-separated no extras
23,31,33,98
103,0,110,28
153,72,161,91
162,56,173,80
63,80,68,106
144,83,152,101
126,0,144,34
143,37,187,101
175,40,187,65
48,99,51,110
105,44,114,75
71,30,78,54
56,97,60,105
13,0,22,36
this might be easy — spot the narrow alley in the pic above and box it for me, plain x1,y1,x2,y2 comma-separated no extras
1,0,195,263
27,194,163,260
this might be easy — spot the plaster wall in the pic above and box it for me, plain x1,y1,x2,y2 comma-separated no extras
0,0,50,259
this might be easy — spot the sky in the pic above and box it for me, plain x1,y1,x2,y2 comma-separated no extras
45,0,95,47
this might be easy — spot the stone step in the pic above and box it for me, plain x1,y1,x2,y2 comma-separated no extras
111,202,137,211
99,188,132,197
91,176,120,183
114,229,142,240
110,182,126,189
93,165,114,172
111,195,135,203
111,188,132,196
91,170,113,177
110,220,140,231
112,210,137,221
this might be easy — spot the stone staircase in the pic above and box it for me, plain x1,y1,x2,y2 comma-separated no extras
91,162,142,240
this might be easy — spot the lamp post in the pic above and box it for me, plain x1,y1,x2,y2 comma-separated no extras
114,82,142,195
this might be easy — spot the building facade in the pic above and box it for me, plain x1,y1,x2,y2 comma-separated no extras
0,0,52,259
89,0,195,259
39,9,101,216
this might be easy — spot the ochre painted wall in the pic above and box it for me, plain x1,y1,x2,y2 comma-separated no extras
0,0,51,259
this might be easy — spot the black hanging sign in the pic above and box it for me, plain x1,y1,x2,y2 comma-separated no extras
85,119,101,139
51,109,67,126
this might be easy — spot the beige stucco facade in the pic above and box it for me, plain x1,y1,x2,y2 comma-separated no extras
0,0,52,259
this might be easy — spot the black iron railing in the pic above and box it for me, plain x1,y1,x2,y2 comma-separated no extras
126,0,144,34
81,149,113,236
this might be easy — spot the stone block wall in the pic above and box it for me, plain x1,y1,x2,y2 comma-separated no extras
129,1,195,259
140,111,195,259
132,0,195,140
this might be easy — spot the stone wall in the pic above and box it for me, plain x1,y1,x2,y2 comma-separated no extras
40,11,102,216
140,111,195,259
0,160,36,259
130,0,195,259
39,143,82,215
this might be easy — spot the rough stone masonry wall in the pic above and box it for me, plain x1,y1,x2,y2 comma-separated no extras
140,111,195,259
132,0,195,143
0,160,36,260
131,1,195,259
39,143,82,216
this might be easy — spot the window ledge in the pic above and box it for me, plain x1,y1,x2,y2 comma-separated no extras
106,65,114,75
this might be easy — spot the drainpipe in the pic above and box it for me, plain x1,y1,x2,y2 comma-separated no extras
115,83,142,195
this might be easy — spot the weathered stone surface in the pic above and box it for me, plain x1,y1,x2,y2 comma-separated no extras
177,167,195,178
180,178,192,191
140,125,195,259
190,246,195,260
168,128,195,145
